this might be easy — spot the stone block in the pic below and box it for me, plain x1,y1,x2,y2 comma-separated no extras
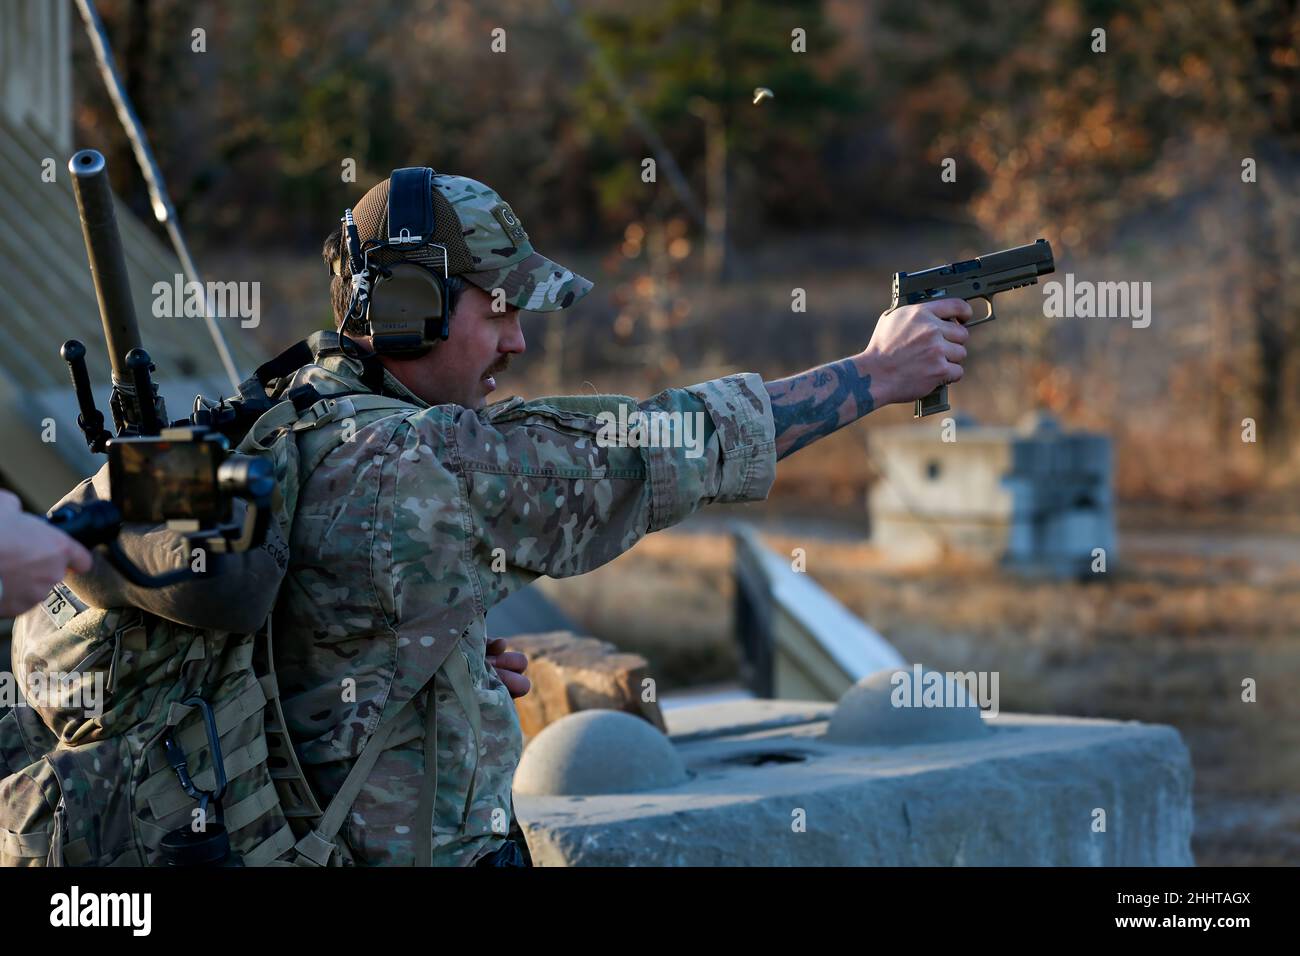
505,631,667,741
515,701,1195,866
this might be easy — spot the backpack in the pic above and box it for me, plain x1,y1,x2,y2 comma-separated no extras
0,356,420,867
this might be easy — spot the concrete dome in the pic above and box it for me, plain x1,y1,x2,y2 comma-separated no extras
826,666,990,746
514,710,688,796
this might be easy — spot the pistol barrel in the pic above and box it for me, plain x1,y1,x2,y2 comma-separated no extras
972,238,1054,275
895,239,1054,303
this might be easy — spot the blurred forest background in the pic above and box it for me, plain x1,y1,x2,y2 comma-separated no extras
76,0,1300,513
65,0,1300,865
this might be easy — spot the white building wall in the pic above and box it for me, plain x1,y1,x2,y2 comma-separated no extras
1,0,71,152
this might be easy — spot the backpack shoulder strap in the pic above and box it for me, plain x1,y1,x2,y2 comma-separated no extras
237,391,415,459
288,696,419,867
292,393,420,479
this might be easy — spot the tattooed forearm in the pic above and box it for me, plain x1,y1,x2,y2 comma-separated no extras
765,358,876,460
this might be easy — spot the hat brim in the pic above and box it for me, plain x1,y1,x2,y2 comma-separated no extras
462,251,593,313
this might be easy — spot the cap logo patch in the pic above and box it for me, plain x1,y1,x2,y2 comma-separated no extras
491,202,529,245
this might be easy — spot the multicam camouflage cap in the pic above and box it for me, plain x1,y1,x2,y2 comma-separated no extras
341,170,593,312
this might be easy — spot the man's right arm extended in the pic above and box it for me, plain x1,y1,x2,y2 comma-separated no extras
430,297,972,601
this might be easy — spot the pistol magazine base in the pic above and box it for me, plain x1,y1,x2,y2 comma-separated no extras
914,385,950,418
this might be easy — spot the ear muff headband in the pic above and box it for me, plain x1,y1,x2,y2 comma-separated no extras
388,167,435,243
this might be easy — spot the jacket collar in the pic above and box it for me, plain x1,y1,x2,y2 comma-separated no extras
287,331,429,409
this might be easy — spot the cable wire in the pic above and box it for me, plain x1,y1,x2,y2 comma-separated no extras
73,0,241,390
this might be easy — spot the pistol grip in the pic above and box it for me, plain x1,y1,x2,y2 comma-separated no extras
914,384,950,418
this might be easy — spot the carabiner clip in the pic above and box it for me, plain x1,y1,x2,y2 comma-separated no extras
158,696,241,866
162,695,229,805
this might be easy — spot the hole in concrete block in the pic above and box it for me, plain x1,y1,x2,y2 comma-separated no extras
723,750,809,767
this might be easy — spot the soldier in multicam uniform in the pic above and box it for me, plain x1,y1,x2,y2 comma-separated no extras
278,170,972,866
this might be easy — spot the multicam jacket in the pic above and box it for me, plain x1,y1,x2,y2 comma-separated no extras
273,333,777,865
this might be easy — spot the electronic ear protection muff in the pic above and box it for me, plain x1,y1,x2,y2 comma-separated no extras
339,167,451,358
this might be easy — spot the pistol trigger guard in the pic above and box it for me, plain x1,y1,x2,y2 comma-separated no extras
965,295,996,328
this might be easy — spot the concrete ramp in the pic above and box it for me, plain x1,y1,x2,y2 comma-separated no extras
733,524,905,700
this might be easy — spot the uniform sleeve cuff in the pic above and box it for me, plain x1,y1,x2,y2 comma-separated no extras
684,372,777,503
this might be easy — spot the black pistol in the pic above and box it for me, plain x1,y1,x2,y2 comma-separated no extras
889,238,1056,417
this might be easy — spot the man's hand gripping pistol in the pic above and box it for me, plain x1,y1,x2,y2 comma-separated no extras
888,239,1056,417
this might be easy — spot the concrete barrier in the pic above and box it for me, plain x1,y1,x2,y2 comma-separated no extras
514,698,1194,866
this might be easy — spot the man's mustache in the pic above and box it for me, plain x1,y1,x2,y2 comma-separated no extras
484,357,511,377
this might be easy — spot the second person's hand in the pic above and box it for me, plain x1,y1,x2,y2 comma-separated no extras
0,490,94,617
